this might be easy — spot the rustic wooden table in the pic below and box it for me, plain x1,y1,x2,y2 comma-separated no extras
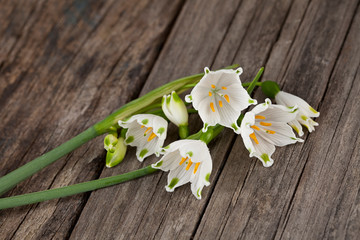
0,0,359,239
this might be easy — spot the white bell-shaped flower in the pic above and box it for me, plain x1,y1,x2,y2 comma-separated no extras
185,67,257,133
152,140,212,199
118,114,167,162
162,91,188,127
275,91,320,136
240,99,303,167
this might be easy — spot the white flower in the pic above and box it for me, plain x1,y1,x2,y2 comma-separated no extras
152,140,212,199
118,114,168,162
240,99,303,167
275,91,320,136
185,67,257,133
162,91,188,127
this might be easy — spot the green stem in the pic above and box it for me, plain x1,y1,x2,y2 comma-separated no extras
242,82,262,87
0,127,98,196
246,67,264,94
0,166,158,210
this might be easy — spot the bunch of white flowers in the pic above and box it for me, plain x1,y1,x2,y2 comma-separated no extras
110,67,320,199
0,66,321,210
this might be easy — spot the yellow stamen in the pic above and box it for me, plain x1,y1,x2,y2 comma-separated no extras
194,162,201,174
179,157,188,165
265,129,276,134
222,86,227,90
210,102,215,112
249,133,259,144
186,159,193,170
255,115,266,119
224,94,230,103
209,92,212,96
260,122,272,126
251,125,260,131
147,133,157,142
141,125,145,128
211,84,216,89
219,101,223,107
144,127,152,134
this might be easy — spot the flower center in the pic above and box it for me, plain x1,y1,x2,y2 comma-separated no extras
141,125,157,142
249,115,276,144
179,157,201,174
208,84,230,112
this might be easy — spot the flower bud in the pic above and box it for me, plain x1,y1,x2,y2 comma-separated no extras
104,133,118,153
162,91,189,138
105,137,127,168
162,91,188,127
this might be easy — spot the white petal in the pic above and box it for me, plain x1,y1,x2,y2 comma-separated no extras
197,97,220,128
213,94,240,132
165,165,194,192
253,99,298,123
252,134,275,167
191,85,212,110
289,119,304,136
239,112,256,155
178,140,211,163
151,115,168,140
276,91,320,118
255,122,303,147
152,150,181,171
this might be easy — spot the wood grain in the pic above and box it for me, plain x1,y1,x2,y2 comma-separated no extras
0,0,359,239
0,0,184,239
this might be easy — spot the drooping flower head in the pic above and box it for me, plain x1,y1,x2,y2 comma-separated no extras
261,81,320,137
240,99,303,167
275,91,320,136
185,67,257,133
152,140,212,199
118,114,168,162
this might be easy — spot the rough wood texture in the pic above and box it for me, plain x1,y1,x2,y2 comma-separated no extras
0,0,359,239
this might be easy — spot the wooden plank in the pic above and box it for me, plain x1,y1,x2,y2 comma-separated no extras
194,0,359,239
277,6,360,239
0,0,184,239
69,0,297,239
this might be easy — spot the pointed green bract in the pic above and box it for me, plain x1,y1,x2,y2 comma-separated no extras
168,178,179,189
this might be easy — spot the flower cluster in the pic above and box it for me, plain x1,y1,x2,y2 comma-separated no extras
110,67,320,199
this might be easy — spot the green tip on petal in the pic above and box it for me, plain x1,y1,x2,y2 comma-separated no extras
153,160,163,167
309,106,318,114
171,91,182,103
197,188,202,197
301,115,308,121
205,173,211,182
231,123,239,131
139,149,148,158
168,178,179,189
260,153,271,164
187,151,193,157
157,127,165,135
125,136,134,144
141,119,149,125
261,81,280,99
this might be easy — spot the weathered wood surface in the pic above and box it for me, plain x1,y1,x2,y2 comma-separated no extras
0,0,359,239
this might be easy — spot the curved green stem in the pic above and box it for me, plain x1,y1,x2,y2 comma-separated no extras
0,166,158,210
0,127,98,196
247,67,264,94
